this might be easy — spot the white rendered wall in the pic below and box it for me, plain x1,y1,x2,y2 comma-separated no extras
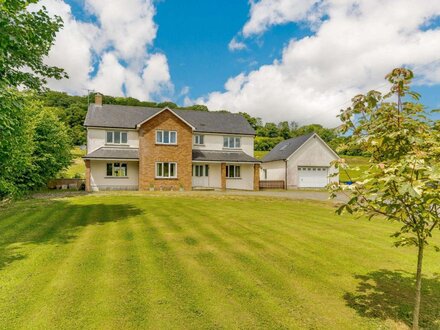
260,160,286,181
192,134,254,156
286,136,339,188
87,128,139,153
226,164,254,190
90,160,139,191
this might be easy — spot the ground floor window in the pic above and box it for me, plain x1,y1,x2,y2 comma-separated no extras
156,162,177,178
226,165,241,178
193,164,209,177
106,162,128,177
263,169,267,179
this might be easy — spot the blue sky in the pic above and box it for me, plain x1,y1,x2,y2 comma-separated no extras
43,0,440,126
153,0,312,103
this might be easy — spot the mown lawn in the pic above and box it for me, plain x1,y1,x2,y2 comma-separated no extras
0,193,439,329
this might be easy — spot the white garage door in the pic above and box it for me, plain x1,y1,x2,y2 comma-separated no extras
298,166,329,188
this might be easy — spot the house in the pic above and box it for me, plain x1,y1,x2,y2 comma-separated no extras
260,133,339,188
83,94,260,191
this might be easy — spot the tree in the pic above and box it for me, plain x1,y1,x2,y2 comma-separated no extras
183,104,209,111
31,105,72,186
239,112,263,131
278,121,291,139
292,124,337,143
0,90,34,198
0,0,67,89
328,68,440,329
0,0,68,198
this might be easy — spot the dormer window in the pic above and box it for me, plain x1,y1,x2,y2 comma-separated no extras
106,131,127,144
194,134,204,145
156,130,177,144
223,136,241,149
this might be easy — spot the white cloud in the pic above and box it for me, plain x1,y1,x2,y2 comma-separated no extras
85,0,157,62
228,37,247,51
242,0,319,37
33,0,172,101
198,0,440,127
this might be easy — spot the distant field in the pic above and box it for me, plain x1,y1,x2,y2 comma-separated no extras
254,150,269,159
61,147,86,179
339,156,370,182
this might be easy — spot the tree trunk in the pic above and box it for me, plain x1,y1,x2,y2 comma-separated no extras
412,242,424,330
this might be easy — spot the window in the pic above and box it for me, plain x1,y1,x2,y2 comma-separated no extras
263,169,267,179
106,131,128,144
226,165,241,178
156,130,177,144
106,162,128,177
223,136,241,149
193,165,209,177
156,162,177,178
194,134,204,145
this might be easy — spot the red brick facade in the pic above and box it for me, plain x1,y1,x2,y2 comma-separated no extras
85,159,91,192
138,109,193,191
253,164,260,191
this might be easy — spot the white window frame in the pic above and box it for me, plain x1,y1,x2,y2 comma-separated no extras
263,169,267,180
192,164,209,177
194,134,204,145
223,136,241,149
106,131,128,145
155,162,177,178
156,130,177,145
106,162,128,177
226,165,241,178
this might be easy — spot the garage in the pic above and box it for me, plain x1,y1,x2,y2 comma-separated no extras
261,133,339,189
298,166,329,188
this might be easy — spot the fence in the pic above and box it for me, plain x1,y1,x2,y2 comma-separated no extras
259,180,285,190
47,178,85,190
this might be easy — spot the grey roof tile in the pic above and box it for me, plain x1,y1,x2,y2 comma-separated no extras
192,150,260,163
84,147,139,160
262,133,315,162
84,104,255,135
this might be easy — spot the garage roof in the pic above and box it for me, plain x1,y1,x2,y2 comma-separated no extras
262,133,316,162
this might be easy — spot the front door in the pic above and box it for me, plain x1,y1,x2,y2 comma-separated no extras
192,164,209,187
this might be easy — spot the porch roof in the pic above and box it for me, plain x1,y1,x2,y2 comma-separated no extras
192,150,260,163
84,147,139,160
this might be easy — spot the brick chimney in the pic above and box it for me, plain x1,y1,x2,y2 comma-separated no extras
95,93,103,106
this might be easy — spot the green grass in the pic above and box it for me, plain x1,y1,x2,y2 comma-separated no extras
254,150,268,159
339,155,370,182
0,193,439,329
61,147,86,178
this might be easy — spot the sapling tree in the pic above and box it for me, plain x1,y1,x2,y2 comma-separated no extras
328,68,440,329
